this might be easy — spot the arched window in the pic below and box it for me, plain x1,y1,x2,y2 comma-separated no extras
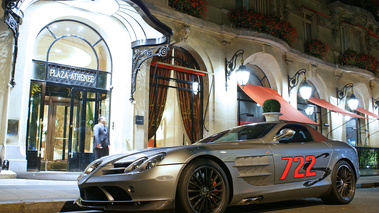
32,20,112,89
237,65,270,125
297,81,324,133
148,47,204,146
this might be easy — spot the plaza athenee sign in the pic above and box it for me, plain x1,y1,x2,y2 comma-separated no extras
46,64,97,88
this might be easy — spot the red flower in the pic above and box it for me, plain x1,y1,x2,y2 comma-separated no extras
169,0,208,19
228,7,297,46
304,39,329,59
338,49,378,74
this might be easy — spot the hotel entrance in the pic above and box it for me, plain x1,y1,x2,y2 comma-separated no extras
26,81,109,171
25,19,112,171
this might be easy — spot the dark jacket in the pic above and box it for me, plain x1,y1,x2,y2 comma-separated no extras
93,123,109,148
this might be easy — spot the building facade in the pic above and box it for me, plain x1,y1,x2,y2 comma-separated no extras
0,0,378,173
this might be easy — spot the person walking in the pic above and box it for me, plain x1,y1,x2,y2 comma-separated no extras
93,116,109,159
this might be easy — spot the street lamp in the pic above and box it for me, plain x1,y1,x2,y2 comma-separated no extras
337,83,359,111
288,69,312,100
225,49,250,90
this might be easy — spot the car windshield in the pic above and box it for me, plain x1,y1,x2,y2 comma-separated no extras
197,123,276,143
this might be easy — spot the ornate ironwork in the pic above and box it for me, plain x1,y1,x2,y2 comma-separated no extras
288,68,307,92
372,97,379,109
336,83,354,105
337,83,354,99
130,44,170,102
225,49,244,91
2,0,22,36
2,0,23,87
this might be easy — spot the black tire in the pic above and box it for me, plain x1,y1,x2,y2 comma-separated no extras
176,159,229,213
322,160,356,204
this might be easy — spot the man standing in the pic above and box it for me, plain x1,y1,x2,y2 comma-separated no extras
93,116,109,159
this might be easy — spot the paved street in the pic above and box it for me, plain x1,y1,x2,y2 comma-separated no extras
0,175,378,212
226,187,379,213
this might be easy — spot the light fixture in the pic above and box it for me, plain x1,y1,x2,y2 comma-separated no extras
305,105,315,116
288,69,312,100
299,81,312,100
225,49,250,90
347,93,359,111
336,83,359,111
192,81,199,95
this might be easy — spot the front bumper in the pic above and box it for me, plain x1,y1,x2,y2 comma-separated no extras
77,164,183,211
75,198,175,212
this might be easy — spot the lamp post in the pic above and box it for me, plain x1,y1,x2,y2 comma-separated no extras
337,83,359,111
288,69,312,100
225,49,250,90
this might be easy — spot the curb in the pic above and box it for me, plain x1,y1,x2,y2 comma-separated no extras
0,200,82,213
356,182,379,189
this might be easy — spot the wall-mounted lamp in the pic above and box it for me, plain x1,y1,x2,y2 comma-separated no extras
225,49,250,90
336,83,359,111
192,81,199,95
288,69,312,100
305,105,315,116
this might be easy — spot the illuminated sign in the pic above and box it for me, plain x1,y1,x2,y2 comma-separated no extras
46,65,97,88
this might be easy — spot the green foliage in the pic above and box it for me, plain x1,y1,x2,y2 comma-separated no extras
357,147,379,169
262,99,281,113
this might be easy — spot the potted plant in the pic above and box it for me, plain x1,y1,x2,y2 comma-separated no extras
262,99,282,121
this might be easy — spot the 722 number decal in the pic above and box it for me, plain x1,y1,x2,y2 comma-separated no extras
280,155,316,180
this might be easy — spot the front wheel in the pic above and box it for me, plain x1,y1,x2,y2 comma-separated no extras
176,159,229,213
322,160,356,204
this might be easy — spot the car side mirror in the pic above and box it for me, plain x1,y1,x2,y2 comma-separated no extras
274,128,295,141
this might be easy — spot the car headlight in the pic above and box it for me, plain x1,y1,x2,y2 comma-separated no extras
84,160,103,175
124,152,166,174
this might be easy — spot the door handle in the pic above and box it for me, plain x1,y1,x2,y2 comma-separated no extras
37,118,43,157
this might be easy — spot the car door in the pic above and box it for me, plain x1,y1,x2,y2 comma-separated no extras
268,124,332,185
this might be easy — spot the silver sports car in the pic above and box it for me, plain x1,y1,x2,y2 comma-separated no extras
76,121,359,212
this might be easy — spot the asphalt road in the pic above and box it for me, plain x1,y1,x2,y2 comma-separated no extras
60,188,379,212
225,187,379,213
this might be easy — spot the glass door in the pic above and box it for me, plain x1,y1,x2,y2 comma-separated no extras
26,82,45,171
27,82,110,171
67,88,109,171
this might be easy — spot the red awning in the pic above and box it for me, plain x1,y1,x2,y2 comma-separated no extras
308,97,366,119
240,84,317,125
356,107,379,119
151,62,208,76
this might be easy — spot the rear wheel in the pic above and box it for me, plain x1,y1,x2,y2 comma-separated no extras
176,159,229,213
322,160,356,204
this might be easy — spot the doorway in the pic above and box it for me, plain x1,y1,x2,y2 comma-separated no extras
26,82,109,171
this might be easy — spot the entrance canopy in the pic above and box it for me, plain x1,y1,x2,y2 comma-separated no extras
240,84,317,125
356,107,379,119
308,97,365,119
9,0,172,48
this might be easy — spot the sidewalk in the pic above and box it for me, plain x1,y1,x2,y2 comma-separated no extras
0,172,378,213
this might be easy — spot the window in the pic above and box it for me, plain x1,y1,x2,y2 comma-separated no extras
296,80,324,134
303,12,317,41
277,124,313,143
149,47,203,146
197,123,276,143
341,26,349,52
237,65,270,125
236,0,249,9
